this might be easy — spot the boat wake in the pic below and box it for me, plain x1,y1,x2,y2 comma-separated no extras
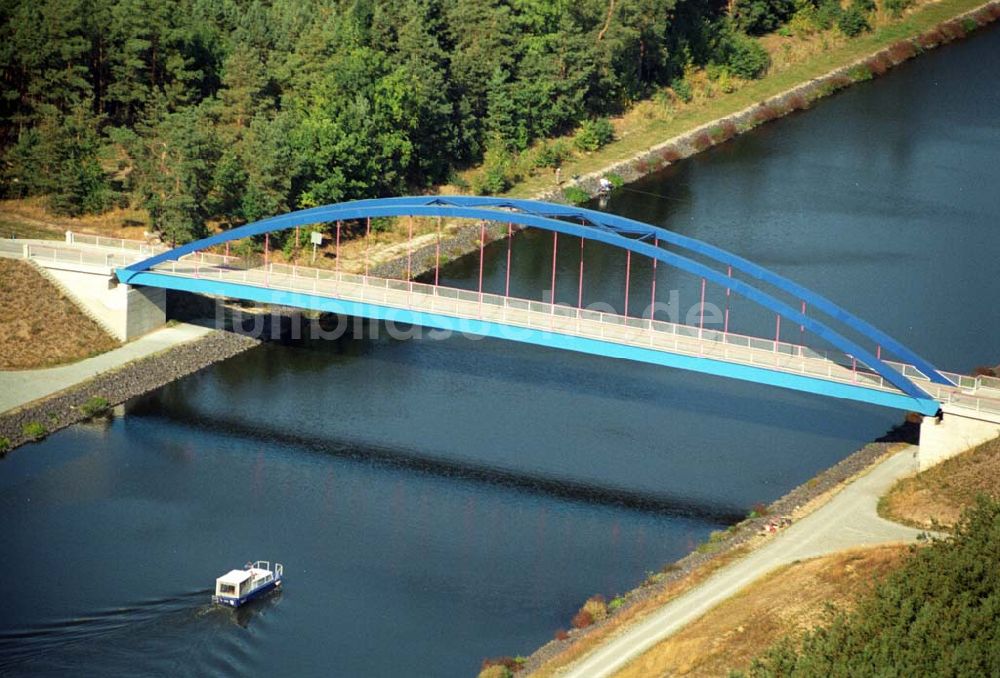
0,588,270,674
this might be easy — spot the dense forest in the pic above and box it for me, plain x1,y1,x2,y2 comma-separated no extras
1,0,833,243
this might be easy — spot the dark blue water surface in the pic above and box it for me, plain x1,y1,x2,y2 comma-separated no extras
2,25,999,678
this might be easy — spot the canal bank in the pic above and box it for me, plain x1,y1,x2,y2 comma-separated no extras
509,437,915,676
0,325,260,453
542,0,1000,203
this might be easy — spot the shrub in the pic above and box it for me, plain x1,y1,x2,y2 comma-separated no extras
477,666,512,678
582,595,608,623
865,55,890,76
788,6,819,35
554,628,569,641
972,7,994,24
633,158,650,174
726,33,771,79
815,0,842,28
939,19,966,41
693,131,713,151
823,73,854,93
887,40,917,64
734,0,797,34
480,656,519,673
848,64,874,81
671,78,693,103
562,186,591,205
605,173,625,189
473,140,516,195
660,147,681,163
696,540,723,554
0,437,10,453
448,170,470,192
609,595,626,612
961,17,977,33
838,5,871,37
534,140,571,169
884,0,914,17
786,92,809,111
753,103,779,123
574,118,614,152
80,395,110,418
370,216,394,233
22,421,48,440
918,28,945,48
718,69,736,93
571,609,594,629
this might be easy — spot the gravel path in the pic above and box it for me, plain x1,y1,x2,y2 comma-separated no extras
556,448,927,678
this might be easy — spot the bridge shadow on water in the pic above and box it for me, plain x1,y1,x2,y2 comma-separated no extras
210,324,893,444
125,394,748,524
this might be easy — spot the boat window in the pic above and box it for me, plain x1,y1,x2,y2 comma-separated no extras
219,584,236,595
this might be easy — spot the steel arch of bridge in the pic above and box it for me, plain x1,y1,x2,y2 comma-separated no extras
118,196,946,410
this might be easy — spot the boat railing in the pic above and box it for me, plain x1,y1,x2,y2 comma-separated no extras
252,560,283,577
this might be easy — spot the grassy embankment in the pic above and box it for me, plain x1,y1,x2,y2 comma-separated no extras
0,259,120,369
880,434,1000,528
613,545,909,678
603,434,1000,678
1,0,996,274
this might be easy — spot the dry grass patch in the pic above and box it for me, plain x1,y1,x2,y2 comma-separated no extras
529,545,753,678
0,197,149,240
0,259,119,369
879,435,1000,529
613,545,910,678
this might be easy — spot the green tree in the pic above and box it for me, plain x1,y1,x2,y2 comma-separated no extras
240,113,294,222
734,0,797,34
838,4,872,36
574,117,614,151
119,104,218,243
724,31,770,79
45,104,115,215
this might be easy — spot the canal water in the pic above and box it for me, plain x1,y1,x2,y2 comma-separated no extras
2,26,999,678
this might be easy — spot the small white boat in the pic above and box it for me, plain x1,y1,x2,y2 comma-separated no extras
213,561,283,607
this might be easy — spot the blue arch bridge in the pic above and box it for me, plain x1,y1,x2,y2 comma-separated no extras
116,197,984,416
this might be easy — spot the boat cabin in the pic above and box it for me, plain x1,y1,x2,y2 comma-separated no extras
213,561,281,607
215,569,255,600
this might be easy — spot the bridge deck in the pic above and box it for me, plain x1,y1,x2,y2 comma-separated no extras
7,236,999,417
147,252,995,412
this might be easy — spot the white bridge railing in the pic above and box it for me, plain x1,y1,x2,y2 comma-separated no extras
156,255,938,398
11,234,997,413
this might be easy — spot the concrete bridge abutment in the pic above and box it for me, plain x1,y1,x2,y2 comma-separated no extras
919,406,1000,470
30,256,165,341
